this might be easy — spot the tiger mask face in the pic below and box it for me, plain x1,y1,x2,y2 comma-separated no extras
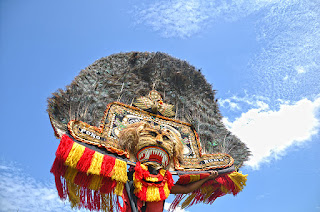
118,122,183,170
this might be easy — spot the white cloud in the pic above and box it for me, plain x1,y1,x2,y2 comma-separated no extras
295,66,307,74
219,98,241,111
134,0,279,38
0,163,85,212
223,97,320,169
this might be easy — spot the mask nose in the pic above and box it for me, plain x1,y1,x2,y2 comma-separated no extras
156,134,163,144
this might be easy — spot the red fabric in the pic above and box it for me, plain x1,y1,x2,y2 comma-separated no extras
159,187,166,200
56,134,74,161
175,173,210,185
215,174,237,195
166,170,174,189
73,171,93,187
50,157,68,199
100,177,117,194
100,155,116,177
76,147,95,173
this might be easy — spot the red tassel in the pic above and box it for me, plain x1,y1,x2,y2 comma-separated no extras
50,157,67,177
100,155,116,177
166,171,174,189
93,190,101,211
76,148,95,173
207,189,224,203
73,171,93,188
54,175,66,199
56,135,74,161
215,174,237,195
159,187,166,200
168,194,185,212
136,184,147,201
100,177,116,194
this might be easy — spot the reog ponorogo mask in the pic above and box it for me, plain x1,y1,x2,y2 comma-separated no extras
48,52,250,212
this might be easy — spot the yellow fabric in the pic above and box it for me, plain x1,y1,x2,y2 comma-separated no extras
159,169,166,176
163,182,170,198
145,168,166,182
89,175,103,190
133,173,143,191
200,184,215,195
114,181,124,196
101,193,113,212
228,172,248,192
111,159,128,183
202,185,216,201
87,152,104,175
66,180,81,208
189,174,201,183
181,193,196,209
64,167,78,182
146,185,160,202
140,163,148,171
220,185,230,194
65,142,85,168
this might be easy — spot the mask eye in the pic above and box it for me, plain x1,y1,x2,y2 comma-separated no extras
163,135,169,140
149,131,157,137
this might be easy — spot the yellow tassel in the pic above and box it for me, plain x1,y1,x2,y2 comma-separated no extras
114,181,124,196
200,184,214,194
228,172,248,192
111,159,128,183
159,169,166,176
189,174,201,183
65,142,85,168
140,163,148,171
87,152,104,175
64,167,78,182
202,185,216,201
133,173,143,191
66,180,81,208
221,185,230,194
181,193,196,209
101,193,113,212
89,174,103,191
163,182,170,198
146,185,160,202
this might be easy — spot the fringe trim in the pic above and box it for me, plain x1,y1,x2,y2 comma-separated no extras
133,162,174,202
50,134,128,211
169,171,248,211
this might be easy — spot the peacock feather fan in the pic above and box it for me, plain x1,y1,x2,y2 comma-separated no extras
47,52,250,167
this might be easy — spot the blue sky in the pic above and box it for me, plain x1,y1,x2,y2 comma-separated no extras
1,0,319,211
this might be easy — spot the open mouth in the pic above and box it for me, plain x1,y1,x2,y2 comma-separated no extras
137,146,169,168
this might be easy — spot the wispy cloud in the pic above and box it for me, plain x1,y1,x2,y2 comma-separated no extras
135,0,320,101
223,97,320,169
134,0,278,38
0,162,83,212
249,0,320,100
